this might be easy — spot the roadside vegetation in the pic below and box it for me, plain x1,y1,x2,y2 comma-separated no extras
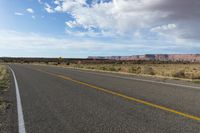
0,65,9,114
0,65,10,133
2,57,200,81
66,63,200,81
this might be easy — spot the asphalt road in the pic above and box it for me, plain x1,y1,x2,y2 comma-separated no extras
9,64,200,133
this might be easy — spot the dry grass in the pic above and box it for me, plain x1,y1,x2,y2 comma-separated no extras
66,63,200,81
0,65,9,113
0,65,9,90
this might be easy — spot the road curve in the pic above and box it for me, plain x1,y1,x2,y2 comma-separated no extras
9,64,200,133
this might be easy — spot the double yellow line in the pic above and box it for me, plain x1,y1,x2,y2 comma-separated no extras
37,69,200,122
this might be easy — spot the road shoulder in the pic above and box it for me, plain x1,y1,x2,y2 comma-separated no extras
0,65,17,133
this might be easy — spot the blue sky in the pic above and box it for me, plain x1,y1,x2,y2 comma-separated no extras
0,0,199,58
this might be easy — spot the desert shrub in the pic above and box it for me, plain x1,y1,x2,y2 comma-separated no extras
99,66,107,70
136,67,142,74
77,65,83,68
193,67,197,70
87,66,94,69
128,66,136,73
0,66,9,92
141,66,155,75
128,66,141,74
53,62,58,65
108,66,117,71
66,62,70,65
117,67,122,71
172,70,185,78
191,73,200,79
0,67,7,81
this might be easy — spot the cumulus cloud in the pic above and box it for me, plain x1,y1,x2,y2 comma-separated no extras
65,21,78,28
14,12,24,16
44,3,55,13
45,0,165,36
42,0,200,42
26,8,34,13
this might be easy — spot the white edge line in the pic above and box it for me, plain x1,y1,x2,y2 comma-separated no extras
66,68,200,90
8,66,26,133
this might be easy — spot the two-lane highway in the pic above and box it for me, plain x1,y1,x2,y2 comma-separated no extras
9,64,200,133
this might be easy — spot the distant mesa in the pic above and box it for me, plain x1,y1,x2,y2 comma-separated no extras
88,54,200,62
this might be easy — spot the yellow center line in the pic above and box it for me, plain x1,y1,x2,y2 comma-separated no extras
37,69,200,122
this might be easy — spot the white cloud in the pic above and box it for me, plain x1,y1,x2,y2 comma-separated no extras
0,30,199,50
47,0,169,38
151,24,177,32
38,0,43,4
26,8,34,13
14,12,24,16
1,30,199,57
0,30,162,51
32,16,36,19
44,3,55,13
133,31,142,38
41,0,200,42
65,21,79,28
54,0,60,5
